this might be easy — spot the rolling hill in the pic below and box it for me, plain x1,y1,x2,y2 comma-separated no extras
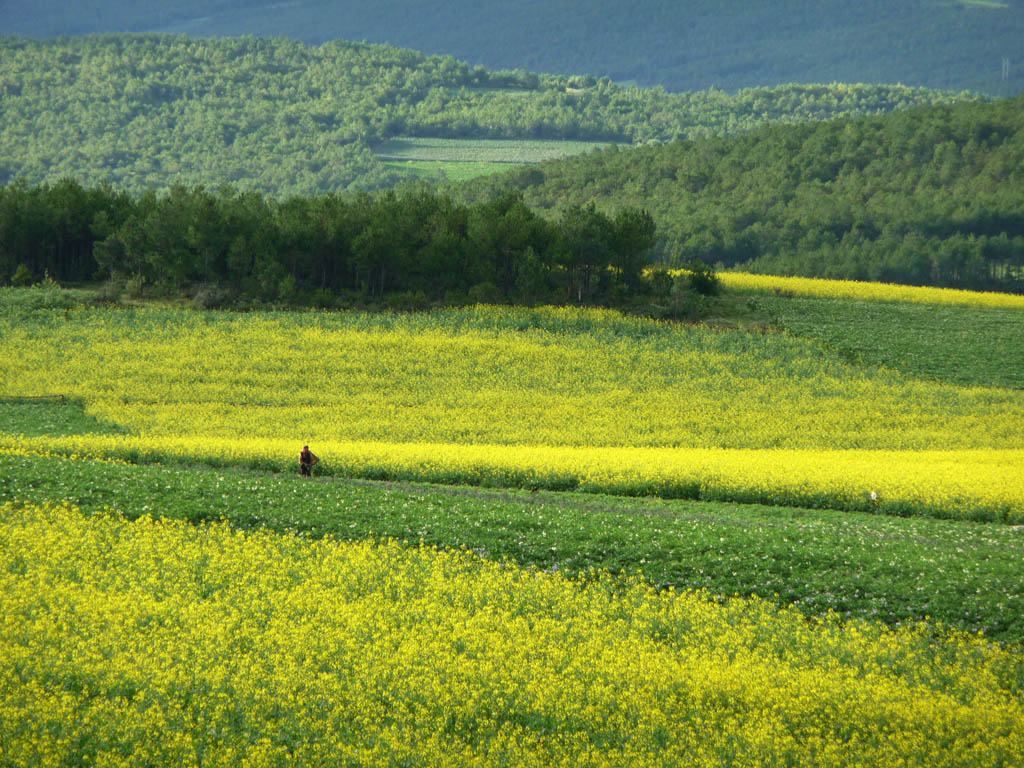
452,95,1024,292
0,34,974,197
4,0,1023,95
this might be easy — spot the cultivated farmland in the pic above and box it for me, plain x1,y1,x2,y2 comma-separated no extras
2,276,1023,766
2,298,1023,519
373,137,616,181
3,500,1021,767
374,137,616,164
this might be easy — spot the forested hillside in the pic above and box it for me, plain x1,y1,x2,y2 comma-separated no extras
0,35,974,197
4,0,1023,95
454,96,1024,292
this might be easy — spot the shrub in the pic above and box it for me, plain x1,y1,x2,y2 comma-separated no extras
10,263,32,287
386,290,429,312
125,274,145,298
313,288,336,309
684,260,721,296
467,281,504,305
645,267,674,299
192,284,234,309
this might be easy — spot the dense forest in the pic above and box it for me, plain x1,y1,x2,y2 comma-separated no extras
0,35,976,197
5,0,1023,95
0,179,673,309
453,96,1024,292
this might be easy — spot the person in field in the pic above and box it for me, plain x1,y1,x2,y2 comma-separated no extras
299,444,319,477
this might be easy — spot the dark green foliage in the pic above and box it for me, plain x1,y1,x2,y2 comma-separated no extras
2,451,1022,644
457,95,1024,293
0,284,87,313
683,260,721,296
5,1,1023,95
0,177,135,287
0,180,658,307
0,35,973,197
10,263,32,286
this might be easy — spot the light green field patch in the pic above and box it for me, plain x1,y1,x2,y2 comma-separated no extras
374,137,618,164
466,87,538,97
382,159,515,182
377,137,619,181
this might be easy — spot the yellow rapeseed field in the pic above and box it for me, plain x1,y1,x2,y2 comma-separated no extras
2,501,1021,768
719,271,1024,308
2,303,1023,518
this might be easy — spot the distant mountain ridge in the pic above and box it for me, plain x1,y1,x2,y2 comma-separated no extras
3,0,1022,95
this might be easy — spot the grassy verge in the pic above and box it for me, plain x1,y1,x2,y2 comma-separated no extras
4,451,1022,645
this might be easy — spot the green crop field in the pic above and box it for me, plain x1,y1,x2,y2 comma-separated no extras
381,158,514,182
2,449,1022,644
375,137,616,179
732,293,1024,391
3,278,1024,766
7,496,1022,766
374,137,619,164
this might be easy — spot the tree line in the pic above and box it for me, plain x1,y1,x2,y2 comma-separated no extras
454,95,1024,293
0,179,665,308
0,34,975,197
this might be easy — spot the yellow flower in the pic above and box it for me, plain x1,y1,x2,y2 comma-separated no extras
2,501,1022,767
2,304,1023,519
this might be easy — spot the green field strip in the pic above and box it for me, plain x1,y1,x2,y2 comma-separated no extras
374,137,618,164
382,159,515,182
3,452,1022,645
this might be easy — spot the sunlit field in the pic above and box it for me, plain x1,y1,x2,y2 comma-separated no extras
2,301,1023,519
5,450,1024,642
374,136,615,163
4,282,1024,767
719,271,1024,309
3,501,1021,768
374,137,617,181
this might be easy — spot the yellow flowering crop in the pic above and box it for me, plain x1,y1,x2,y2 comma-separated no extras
2,304,1023,518
2,501,1021,767
7,305,1022,451
718,271,1024,309
5,433,1022,521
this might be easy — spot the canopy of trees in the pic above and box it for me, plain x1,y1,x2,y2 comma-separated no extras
5,0,1023,95
0,179,657,307
0,35,976,197
454,96,1024,293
